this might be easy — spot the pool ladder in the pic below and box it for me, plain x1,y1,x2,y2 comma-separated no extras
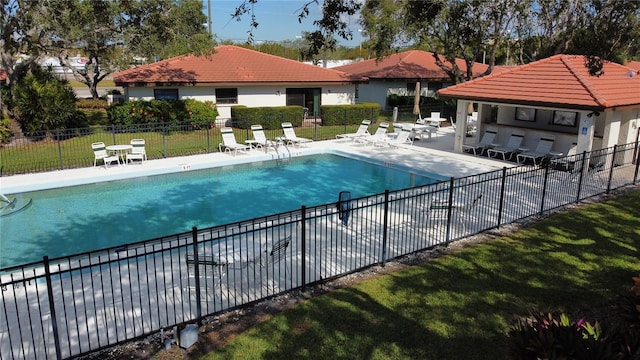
275,139,292,163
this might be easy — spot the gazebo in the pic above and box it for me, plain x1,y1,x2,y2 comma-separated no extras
438,54,640,157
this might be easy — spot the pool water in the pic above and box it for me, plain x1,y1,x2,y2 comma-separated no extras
0,154,443,268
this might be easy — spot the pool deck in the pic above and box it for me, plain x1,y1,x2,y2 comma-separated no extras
1,127,513,194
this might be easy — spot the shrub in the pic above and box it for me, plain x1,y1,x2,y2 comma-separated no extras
231,106,303,129
320,103,381,126
77,98,108,109
0,117,12,144
107,99,217,128
509,275,640,359
183,98,218,127
12,67,88,134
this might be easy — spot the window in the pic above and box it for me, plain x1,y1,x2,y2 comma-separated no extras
216,88,238,104
154,89,178,100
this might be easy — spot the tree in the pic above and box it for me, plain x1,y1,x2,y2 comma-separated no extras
232,0,639,81
42,0,215,99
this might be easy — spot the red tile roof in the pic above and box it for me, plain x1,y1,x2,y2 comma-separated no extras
438,54,640,110
333,50,489,81
114,45,363,86
626,60,640,70
0,69,6,81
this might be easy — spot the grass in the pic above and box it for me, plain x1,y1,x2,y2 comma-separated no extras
198,190,640,360
0,122,383,175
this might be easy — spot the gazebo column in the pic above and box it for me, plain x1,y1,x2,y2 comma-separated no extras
600,110,621,149
576,113,595,154
453,100,469,152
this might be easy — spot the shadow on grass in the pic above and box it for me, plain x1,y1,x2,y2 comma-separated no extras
199,190,640,360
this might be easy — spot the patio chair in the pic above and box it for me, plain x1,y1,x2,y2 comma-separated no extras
92,142,121,168
487,131,525,160
462,129,497,155
373,127,413,148
516,136,555,166
336,119,371,141
426,193,483,239
185,252,228,290
218,127,250,155
550,142,578,171
281,122,313,147
251,124,278,153
126,138,147,164
358,122,389,144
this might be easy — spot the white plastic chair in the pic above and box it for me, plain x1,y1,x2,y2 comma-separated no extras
92,142,120,168
336,119,371,141
126,139,147,164
462,130,497,155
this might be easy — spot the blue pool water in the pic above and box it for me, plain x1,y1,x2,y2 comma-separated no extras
0,154,443,268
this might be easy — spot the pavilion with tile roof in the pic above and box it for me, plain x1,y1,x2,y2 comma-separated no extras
437,54,640,157
333,50,490,113
113,45,365,119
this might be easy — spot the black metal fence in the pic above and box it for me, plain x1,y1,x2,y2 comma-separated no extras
0,107,446,176
1,142,638,359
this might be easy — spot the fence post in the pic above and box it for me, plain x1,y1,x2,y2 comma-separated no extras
162,123,168,158
380,190,389,266
111,125,116,144
540,162,550,215
191,227,202,324
576,151,588,202
445,177,454,244
301,206,306,292
605,145,617,194
44,256,62,360
57,129,64,170
497,167,507,227
206,121,212,153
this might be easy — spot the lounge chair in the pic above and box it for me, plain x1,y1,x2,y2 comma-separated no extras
281,122,313,147
487,131,525,160
218,127,250,155
250,124,277,153
336,119,371,141
92,142,121,168
462,129,497,155
126,138,147,164
550,142,578,171
516,136,555,166
373,127,413,148
358,122,389,144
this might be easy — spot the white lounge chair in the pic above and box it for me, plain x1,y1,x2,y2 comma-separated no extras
336,119,371,141
218,127,250,155
373,127,413,148
358,122,389,144
281,122,313,147
516,136,555,165
550,142,578,171
126,138,147,164
251,124,277,153
487,131,525,160
462,130,497,155
92,142,120,168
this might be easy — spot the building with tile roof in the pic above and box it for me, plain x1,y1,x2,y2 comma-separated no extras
333,50,490,112
113,45,365,119
437,54,640,157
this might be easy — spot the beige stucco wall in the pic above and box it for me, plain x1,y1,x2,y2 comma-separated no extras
124,85,356,119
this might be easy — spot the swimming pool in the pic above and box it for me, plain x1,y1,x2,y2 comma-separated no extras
0,154,444,268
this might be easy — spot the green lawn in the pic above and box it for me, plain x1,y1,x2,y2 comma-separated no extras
197,190,640,360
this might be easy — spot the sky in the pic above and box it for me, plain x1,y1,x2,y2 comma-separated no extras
204,0,362,47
